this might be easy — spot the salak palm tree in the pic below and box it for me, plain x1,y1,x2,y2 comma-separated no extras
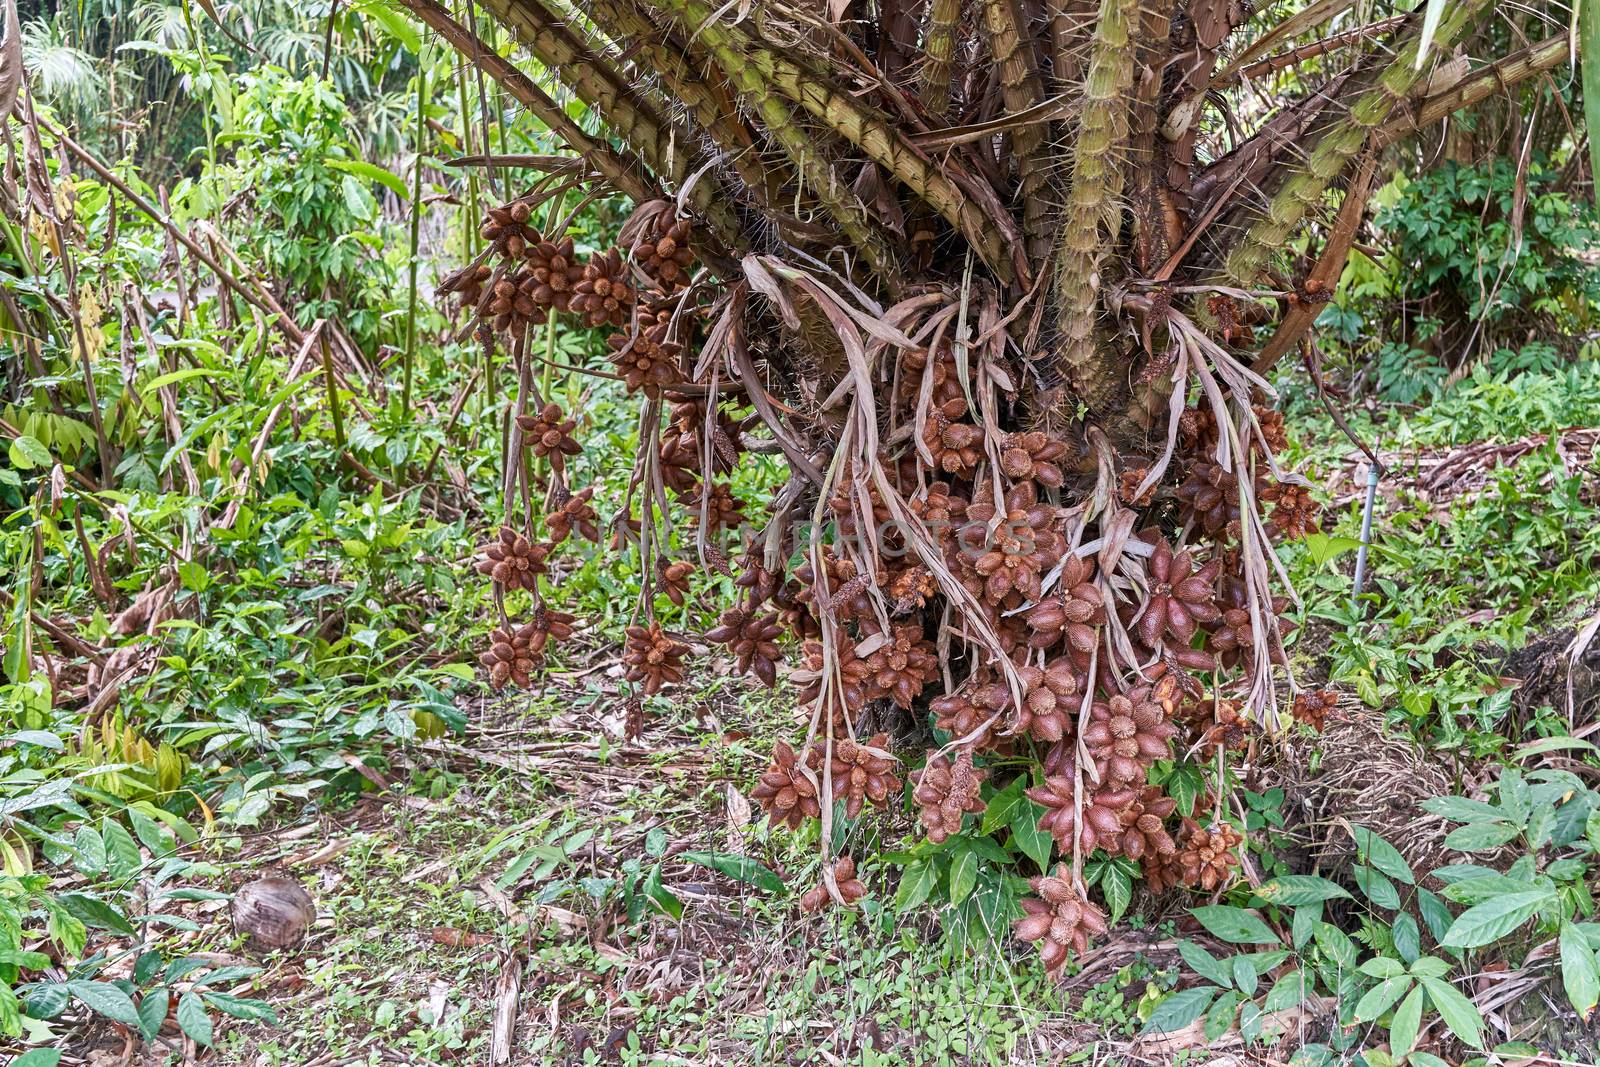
426,0,1579,931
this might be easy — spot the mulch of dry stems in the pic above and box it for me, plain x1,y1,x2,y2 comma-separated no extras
1329,426,1600,509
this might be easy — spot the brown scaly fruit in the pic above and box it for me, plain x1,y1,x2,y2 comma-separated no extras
1024,556,1104,653
682,480,744,531
858,623,939,709
1102,786,1178,861
622,622,687,695
1292,688,1338,731
794,550,875,622
632,217,696,292
482,266,544,335
998,430,1069,489
657,432,701,493
884,561,939,614
571,249,638,328
516,402,582,472
524,605,576,656
1207,572,1293,670
792,637,873,728
1119,465,1156,506
1028,771,1137,853
751,740,822,830
1254,404,1289,453
479,624,540,689
826,734,900,819
1175,461,1242,541
1178,693,1250,756
912,749,987,843
656,559,695,606
1014,866,1108,976
607,325,683,396
1260,480,1321,541
546,487,601,545
1173,821,1244,890
1014,658,1084,743
799,855,866,914
1136,532,1221,647
930,676,1010,747
959,482,1062,603
475,528,550,592
706,607,784,687
480,200,538,260
437,262,491,312
922,407,985,477
524,237,583,312
1082,685,1180,787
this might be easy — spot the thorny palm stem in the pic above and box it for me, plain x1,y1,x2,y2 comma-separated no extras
1046,0,1141,420
1221,0,1490,290
979,0,1052,268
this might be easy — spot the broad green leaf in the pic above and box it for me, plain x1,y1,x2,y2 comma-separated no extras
1292,900,1322,949
1513,736,1597,760
1263,969,1306,1013
1255,875,1351,906
1353,865,1401,910
66,981,141,1027
1351,826,1414,884
137,987,169,1040
140,367,224,396
58,893,135,936
1192,905,1279,945
1144,986,1218,1033
947,847,978,906
1409,956,1450,978
1441,889,1551,948
1178,940,1233,987
1560,921,1600,1020
680,851,783,893
72,826,105,876
101,819,141,878
7,435,50,469
1359,956,1407,979
353,0,423,52
1315,922,1359,971
1444,821,1521,851
979,776,1026,835
1353,975,1412,1022
1010,802,1053,871
202,992,278,1025
1393,913,1421,964
12,1051,62,1067
1389,983,1424,1057
1421,796,1505,824
327,158,411,200
1101,862,1132,925
893,861,936,913
1204,989,1240,1041
1231,954,1258,996
177,990,213,1046
1418,976,1484,1048
1303,533,1363,566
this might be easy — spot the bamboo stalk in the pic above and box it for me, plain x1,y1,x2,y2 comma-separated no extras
403,65,427,422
